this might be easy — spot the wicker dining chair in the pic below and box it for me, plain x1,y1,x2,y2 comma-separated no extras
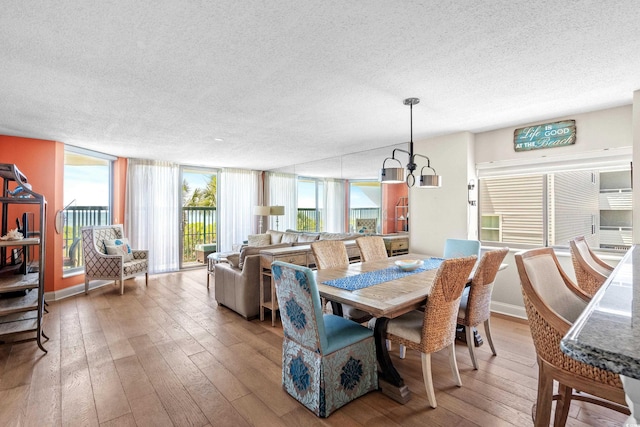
457,247,508,369
311,240,372,323
569,236,614,297
356,236,388,262
385,255,477,408
398,237,482,360
515,247,628,426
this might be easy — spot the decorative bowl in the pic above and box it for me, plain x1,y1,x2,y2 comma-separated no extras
395,259,424,272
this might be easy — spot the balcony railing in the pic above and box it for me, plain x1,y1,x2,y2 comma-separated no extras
62,206,218,268
62,206,109,269
182,207,216,263
62,205,377,269
296,208,381,233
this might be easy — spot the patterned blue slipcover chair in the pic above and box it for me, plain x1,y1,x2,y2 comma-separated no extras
271,261,378,417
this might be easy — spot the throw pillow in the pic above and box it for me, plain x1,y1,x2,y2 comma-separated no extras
298,233,319,243
319,232,350,240
104,238,134,262
226,253,240,268
267,230,284,244
281,232,299,243
247,233,271,247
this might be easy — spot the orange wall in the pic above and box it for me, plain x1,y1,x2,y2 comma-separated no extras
1,136,61,292
0,135,126,293
382,183,408,234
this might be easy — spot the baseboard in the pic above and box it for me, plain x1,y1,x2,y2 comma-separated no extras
490,301,527,320
45,280,113,301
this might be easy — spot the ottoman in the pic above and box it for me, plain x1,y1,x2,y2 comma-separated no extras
195,243,217,263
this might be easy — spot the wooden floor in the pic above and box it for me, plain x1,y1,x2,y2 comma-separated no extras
0,269,628,426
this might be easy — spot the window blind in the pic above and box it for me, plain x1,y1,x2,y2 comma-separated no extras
479,175,545,245
548,171,599,247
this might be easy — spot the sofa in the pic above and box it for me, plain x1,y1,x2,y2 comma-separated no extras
213,229,361,319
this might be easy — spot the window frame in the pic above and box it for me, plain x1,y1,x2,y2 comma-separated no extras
476,150,632,252
63,145,116,276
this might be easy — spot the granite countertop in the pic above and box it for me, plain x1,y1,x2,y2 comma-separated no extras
561,245,640,379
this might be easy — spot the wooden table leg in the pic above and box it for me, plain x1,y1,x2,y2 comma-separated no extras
374,317,411,404
270,276,276,327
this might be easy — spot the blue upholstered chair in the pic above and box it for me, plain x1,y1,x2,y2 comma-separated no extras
272,261,378,417
443,238,481,259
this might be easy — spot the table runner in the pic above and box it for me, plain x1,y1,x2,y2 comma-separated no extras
322,258,444,291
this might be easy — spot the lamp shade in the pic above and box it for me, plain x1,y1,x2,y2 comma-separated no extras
253,205,271,216
270,205,285,216
419,174,442,188
380,167,405,183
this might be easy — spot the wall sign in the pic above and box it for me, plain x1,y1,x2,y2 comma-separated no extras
514,120,576,152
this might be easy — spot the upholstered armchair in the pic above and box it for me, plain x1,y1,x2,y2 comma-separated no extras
355,218,377,234
81,225,149,295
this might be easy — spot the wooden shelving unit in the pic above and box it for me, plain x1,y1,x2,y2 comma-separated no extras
396,197,408,232
0,163,47,353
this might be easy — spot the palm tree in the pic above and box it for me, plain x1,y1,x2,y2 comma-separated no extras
202,175,216,207
183,175,217,207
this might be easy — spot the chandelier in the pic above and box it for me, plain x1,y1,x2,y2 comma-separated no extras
380,98,442,188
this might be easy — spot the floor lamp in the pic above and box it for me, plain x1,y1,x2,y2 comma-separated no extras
270,206,285,230
253,206,270,233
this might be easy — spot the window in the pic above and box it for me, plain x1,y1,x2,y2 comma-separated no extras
180,167,217,267
63,147,114,273
297,178,324,231
349,181,381,233
479,166,632,250
296,177,346,233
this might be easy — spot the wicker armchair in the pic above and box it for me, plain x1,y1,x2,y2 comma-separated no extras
385,255,477,408
356,236,388,262
515,247,628,426
272,261,378,417
311,240,371,323
81,225,149,295
456,247,508,369
569,236,614,297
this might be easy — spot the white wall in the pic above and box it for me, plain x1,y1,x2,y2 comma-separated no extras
633,90,640,243
409,132,475,257
475,105,632,164
410,105,633,318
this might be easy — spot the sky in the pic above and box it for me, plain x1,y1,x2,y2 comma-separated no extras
298,181,380,208
64,165,377,209
64,165,110,206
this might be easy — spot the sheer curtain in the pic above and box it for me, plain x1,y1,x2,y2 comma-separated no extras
218,168,260,251
265,172,297,231
323,178,346,232
125,159,180,273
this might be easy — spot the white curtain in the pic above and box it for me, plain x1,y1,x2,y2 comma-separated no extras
125,159,180,273
219,168,260,251
324,178,346,232
265,172,297,231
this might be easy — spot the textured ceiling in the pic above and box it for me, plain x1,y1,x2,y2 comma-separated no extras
1,1,640,179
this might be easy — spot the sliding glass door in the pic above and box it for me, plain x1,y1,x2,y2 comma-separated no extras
63,147,114,274
180,167,218,268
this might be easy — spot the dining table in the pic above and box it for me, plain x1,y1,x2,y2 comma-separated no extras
313,253,445,404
